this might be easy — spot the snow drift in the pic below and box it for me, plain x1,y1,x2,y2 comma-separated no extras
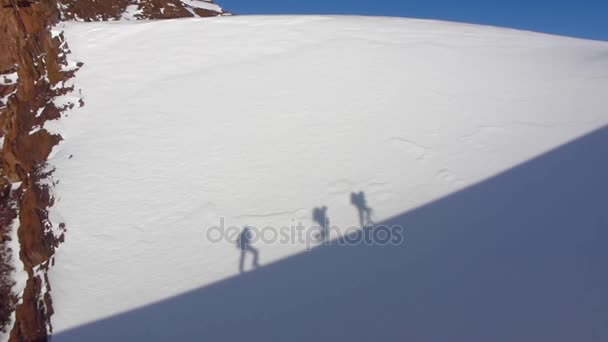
44,15,608,340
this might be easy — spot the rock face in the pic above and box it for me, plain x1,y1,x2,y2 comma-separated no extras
0,0,225,340
1,0,76,340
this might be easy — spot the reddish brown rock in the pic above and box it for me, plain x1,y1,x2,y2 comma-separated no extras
0,184,17,336
0,0,75,340
58,0,226,21
1,0,225,340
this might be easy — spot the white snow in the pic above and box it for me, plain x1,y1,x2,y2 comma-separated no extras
29,126,42,135
51,94,78,112
180,0,222,13
46,16,608,335
0,69,18,109
1,71,17,85
35,106,45,118
51,27,63,39
121,4,143,21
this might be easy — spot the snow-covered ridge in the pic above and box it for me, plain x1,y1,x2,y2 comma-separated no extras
59,0,225,22
120,0,224,20
180,0,222,13
47,15,608,336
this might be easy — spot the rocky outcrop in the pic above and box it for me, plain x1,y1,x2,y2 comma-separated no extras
0,185,17,337
0,0,77,340
58,0,226,21
0,0,226,340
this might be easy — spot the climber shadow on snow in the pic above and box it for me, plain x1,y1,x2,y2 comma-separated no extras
350,191,373,228
53,126,608,342
236,227,259,273
312,205,330,242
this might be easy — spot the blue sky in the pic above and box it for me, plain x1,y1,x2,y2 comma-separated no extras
218,0,608,41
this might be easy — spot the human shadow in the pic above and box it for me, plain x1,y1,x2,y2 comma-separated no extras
53,126,608,342
312,206,329,242
350,191,372,227
237,227,259,273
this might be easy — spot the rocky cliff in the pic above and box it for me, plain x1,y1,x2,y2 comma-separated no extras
1,1,76,340
0,0,224,340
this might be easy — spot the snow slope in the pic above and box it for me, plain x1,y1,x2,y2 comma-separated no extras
45,16,608,337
